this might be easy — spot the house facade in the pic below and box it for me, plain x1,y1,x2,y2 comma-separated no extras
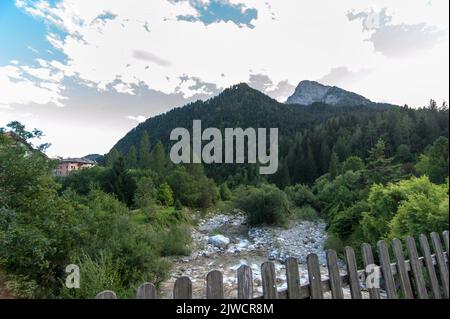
54,158,96,177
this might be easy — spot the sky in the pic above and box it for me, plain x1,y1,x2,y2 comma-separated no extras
0,0,448,157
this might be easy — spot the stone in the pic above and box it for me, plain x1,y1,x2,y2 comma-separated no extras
208,234,230,249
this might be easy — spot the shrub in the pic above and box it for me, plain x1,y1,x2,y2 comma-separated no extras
157,183,174,206
292,205,319,221
233,184,290,226
285,184,317,209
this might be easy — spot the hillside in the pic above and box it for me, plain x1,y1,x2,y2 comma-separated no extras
113,83,390,154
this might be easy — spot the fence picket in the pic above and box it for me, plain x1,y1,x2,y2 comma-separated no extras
361,243,380,299
136,283,157,299
173,276,192,299
326,250,344,299
344,246,362,299
391,238,414,299
418,234,441,299
237,265,253,299
443,230,449,258
430,232,449,298
406,236,428,299
206,270,224,299
377,240,398,299
95,290,117,299
306,253,323,299
261,262,278,299
285,257,301,299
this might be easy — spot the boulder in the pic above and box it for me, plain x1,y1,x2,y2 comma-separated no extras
208,235,230,249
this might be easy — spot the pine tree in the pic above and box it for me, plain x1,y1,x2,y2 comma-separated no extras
139,131,151,169
329,151,339,179
150,141,166,174
106,148,120,167
366,139,402,184
107,157,136,206
126,145,137,168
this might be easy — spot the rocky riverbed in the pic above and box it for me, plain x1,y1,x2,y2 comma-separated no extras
160,213,343,299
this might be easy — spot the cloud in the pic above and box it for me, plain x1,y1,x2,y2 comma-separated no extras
248,73,295,101
347,7,448,58
127,115,146,123
318,67,371,89
0,64,65,108
132,50,172,67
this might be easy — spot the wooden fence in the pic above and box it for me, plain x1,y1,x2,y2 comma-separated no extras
96,231,449,299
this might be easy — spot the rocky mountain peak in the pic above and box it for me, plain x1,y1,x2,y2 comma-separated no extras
286,80,372,106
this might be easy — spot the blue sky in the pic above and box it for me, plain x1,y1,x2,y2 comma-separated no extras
0,0,448,157
0,0,65,65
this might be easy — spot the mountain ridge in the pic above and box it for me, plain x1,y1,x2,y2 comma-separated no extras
286,80,372,106
111,82,392,157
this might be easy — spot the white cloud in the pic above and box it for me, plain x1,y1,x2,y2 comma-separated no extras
0,64,65,107
127,115,147,123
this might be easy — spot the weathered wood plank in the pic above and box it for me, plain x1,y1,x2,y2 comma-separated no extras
261,262,278,299
136,283,157,299
361,243,380,299
173,276,192,299
285,257,301,299
377,240,398,299
406,236,428,299
431,232,449,298
206,270,224,299
419,234,441,299
306,253,323,299
443,230,449,258
344,246,362,299
237,265,253,299
326,249,344,299
95,290,117,299
392,238,414,299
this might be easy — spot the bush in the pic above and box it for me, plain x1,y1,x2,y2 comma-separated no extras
285,184,317,209
292,205,319,221
160,224,192,256
157,183,174,206
233,184,290,226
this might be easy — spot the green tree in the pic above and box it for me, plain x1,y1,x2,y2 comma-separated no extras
134,176,157,209
415,136,449,183
219,183,232,201
360,176,448,243
157,182,174,206
365,139,401,185
150,141,166,174
139,131,151,169
329,152,340,179
233,184,290,226
126,145,138,169
106,157,136,206
106,148,120,167
342,156,365,173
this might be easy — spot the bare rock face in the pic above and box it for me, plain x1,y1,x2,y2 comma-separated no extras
286,80,372,106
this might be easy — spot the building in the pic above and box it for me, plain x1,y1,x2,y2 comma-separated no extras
54,158,97,177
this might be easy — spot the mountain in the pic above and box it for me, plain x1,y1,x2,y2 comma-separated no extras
83,154,103,162
286,80,372,106
112,83,389,156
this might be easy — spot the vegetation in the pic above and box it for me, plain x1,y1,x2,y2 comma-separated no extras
0,124,191,298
